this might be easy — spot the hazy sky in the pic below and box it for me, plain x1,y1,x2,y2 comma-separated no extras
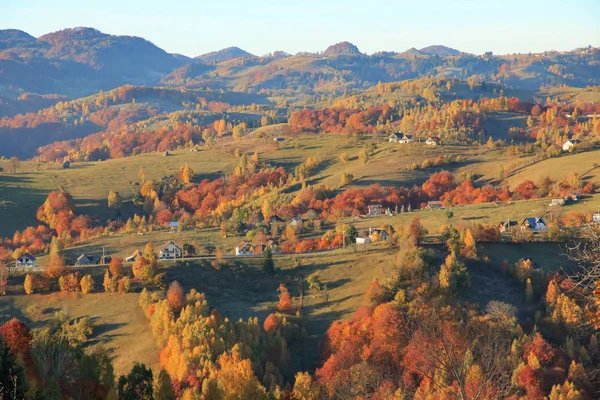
2,0,599,57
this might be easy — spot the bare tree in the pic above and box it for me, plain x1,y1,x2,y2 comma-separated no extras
565,224,600,298
8,157,20,174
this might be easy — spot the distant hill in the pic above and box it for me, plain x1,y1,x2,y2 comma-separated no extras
419,45,461,56
0,27,185,98
323,42,363,57
196,47,255,63
160,62,213,83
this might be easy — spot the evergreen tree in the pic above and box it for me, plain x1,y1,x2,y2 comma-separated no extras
0,339,28,399
262,247,275,274
117,363,153,400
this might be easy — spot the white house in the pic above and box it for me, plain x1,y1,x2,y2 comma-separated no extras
562,139,581,151
159,241,182,260
427,201,444,210
16,253,36,268
289,217,303,228
425,136,441,146
521,217,548,231
235,243,255,256
389,132,403,143
398,134,415,144
593,213,600,223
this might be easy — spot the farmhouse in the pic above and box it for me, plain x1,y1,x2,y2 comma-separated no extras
289,217,303,227
425,136,441,146
427,201,444,210
125,250,143,263
397,134,414,144
159,241,182,260
498,220,518,233
367,204,383,216
521,217,548,231
388,132,403,142
62,160,71,169
76,254,92,265
562,139,581,151
369,228,390,242
235,243,254,256
16,253,36,268
169,221,180,232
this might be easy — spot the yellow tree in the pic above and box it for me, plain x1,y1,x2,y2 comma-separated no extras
178,165,194,184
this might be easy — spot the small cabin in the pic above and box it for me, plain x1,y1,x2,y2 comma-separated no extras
16,253,36,268
159,241,182,260
593,213,600,223
273,137,285,142
549,198,565,207
169,221,180,232
498,220,518,233
356,233,371,245
62,160,71,169
235,243,255,256
369,228,390,242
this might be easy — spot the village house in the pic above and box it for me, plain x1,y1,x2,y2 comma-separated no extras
521,217,548,231
76,254,92,265
16,253,36,268
235,242,255,256
592,212,600,223
125,250,143,263
562,139,581,152
369,228,390,242
549,198,565,207
62,160,71,169
425,136,441,146
427,201,444,210
498,220,518,233
388,132,403,143
289,217,303,227
367,204,383,216
397,134,415,144
159,241,182,260
169,221,180,232
563,193,581,204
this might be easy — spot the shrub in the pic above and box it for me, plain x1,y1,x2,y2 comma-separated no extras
307,273,322,290
103,270,117,292
109,256,123,277
80,274,94,294
118,276,132,293
24,274,35,295
58,273,81,292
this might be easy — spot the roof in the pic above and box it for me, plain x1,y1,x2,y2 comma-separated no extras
237,242,254,249
390,132,403,138
19,252,36,261
159,240,180,252
427,136,441,141
169,222,180,227
401,134,413,139
522,217,545,226
76,254,89,261
128,250,142,259
368,204,383,208
564,139,581,144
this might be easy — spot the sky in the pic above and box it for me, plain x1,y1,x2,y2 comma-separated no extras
2,0,599,57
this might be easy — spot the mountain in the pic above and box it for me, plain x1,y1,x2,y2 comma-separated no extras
323,41,363,57
419,45,461,56
0,27,185,98
196,47,255,63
